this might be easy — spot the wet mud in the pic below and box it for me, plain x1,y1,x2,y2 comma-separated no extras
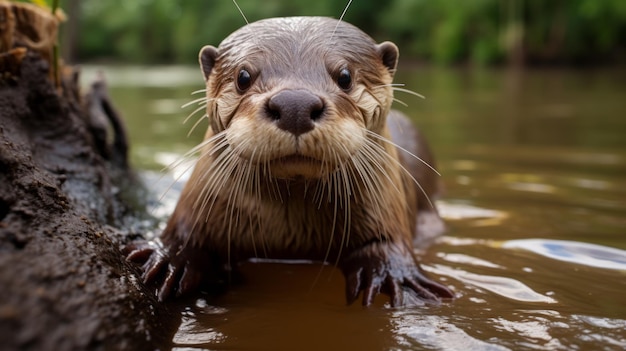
0,54,173,350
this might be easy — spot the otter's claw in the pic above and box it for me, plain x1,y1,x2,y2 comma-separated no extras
123,240,205,301
341,242,454,307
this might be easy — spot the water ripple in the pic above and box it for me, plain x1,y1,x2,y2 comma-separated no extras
391,313,511,351
430,265,556,303
502,239,626,270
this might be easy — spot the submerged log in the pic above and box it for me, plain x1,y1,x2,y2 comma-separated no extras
0,2,173,350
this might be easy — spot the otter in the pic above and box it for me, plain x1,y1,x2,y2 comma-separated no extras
125,17,454,306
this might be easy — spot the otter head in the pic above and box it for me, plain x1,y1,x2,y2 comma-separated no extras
199,17,398,180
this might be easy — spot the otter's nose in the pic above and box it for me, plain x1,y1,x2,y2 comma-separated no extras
267,90,325,136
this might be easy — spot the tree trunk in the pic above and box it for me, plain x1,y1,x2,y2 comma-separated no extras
0,4,175,348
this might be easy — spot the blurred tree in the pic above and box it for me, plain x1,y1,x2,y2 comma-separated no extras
69,0,625,66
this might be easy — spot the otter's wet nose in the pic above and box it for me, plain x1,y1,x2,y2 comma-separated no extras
267,90,324,136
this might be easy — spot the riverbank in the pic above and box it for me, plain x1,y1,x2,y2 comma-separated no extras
0,52,173,350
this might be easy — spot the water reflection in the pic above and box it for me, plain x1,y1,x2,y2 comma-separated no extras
430,264,556,303
172,300,228,348
503,239,626,270
173,314,226,347
391,313,510,351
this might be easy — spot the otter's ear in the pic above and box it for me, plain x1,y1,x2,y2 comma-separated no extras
377,41,399,76
199,45,218,81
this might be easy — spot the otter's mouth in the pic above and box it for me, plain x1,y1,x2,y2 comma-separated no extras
266,154,329,179
270,154,323,166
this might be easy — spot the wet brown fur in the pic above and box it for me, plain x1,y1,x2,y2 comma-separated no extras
172,17,417,260
127,17,453,306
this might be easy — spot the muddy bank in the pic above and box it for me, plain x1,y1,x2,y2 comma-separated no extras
0,53,174,350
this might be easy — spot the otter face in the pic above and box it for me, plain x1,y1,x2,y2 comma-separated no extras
199,17,398,180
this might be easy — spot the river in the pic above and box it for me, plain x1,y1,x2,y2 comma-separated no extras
81,64,626,350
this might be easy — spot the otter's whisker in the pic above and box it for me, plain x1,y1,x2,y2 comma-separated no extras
154,154,193,199
358,140,403,197
158,160,195,205
165,132,225,174
194,147,238,222
185,145,237,245
312,147,329,208
338,0,353,22
328,169,342,266
187,114,208,137
312,154,335,289
393,98,408,107
253,156,268,258
183,106,209,130
224,155,252,270
321,160,340,267
312,178,324,210
334,146,356,249
260,157,271,197
329,0,353,41
350,147,386,236
191,153,225,222
245,149,260,259
353,144,387,201
182,104,207,124
366,130,441,176
365,134,437,210
348,152,374,205
198,148,235,215
345,157,364,204
186,147,234,249
231,0,249,24
338,163,351,249
207,138,231,157
182,98,212,136
265,158,282,203
190,89,206,95
392,87,425,100
156,132,226,206
224,168,240,271
302,179,310,198
372,83,400,89
181,96,208,109
184,150,232,248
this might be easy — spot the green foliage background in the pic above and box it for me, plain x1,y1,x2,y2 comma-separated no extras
68,0,626,65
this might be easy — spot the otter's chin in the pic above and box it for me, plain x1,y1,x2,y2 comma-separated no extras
268,155,332,180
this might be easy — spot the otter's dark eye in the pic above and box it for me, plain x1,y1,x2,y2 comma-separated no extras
337,68,352,90
236,69,252,92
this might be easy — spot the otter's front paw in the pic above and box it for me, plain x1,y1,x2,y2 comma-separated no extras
340,242,454,307
123,240,204,301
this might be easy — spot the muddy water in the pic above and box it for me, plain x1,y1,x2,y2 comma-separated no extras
83,65,626,350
